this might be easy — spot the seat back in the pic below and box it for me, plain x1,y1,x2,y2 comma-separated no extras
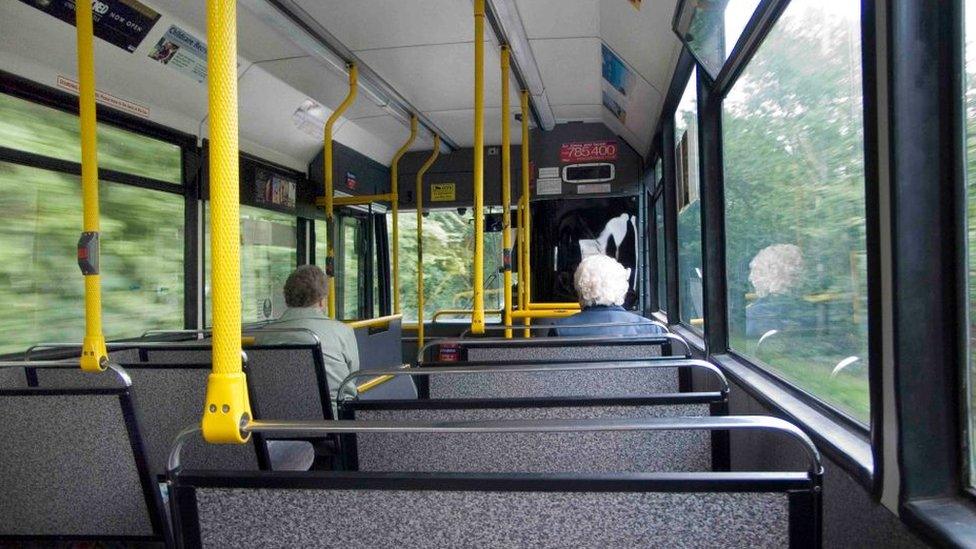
342,396,721,473
467,343,664,362
0,367,167,542
353,317,417,399
244,344,332,420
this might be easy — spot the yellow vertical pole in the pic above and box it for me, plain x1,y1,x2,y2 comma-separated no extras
75,2,107,372
520,90,531,338
202,0,251,443
391,116,418,314
471,0,486,335
325,65,359,319
416,135,440,348
500,47,513,339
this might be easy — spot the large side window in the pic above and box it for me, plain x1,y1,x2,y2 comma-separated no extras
965,0,976,491
722,0,868,423
656,195,666,312
388,209,503,322
675,67,703,330
0,92,184,354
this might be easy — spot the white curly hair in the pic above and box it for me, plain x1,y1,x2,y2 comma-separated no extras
748,243,804,297
574,254,632,307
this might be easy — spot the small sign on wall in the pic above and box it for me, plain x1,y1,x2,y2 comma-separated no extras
560,141,619,163
345,172,358,190
431,183,456,202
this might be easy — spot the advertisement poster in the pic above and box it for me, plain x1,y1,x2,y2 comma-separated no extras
148,25,208,83
559,141,618,164
601,43,635,123
255,168,296,209
19,0,161,52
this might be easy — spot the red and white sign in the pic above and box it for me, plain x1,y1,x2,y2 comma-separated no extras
56,75,151,119
559,141,618,163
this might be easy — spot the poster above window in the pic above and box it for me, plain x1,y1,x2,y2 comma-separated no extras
672,0,762,79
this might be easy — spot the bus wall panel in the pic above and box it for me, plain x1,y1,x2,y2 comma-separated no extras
724,383,928,549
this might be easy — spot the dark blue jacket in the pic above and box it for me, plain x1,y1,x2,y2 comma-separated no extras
550,305,665,337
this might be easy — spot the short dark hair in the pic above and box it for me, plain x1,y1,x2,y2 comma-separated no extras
283,265,328,307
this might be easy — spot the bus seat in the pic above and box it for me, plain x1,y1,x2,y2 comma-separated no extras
467,343,664,362
426,365,679,399
0,368,168,543
0,365,27,387
353,317,418,400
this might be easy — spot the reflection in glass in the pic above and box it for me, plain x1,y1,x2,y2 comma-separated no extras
656,198,666,311
675,67,704,330
0,92,182,184
965,0,976,489
0,161,183,354
205,205,296,324
675,0,762,78
723,0,868,422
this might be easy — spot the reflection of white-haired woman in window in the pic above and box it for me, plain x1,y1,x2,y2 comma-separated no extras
551,255,664,337
745,243,814,338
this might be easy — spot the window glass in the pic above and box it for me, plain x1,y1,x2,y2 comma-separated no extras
339,216,362,320
965,0,976,488
723,0,868,422
205,205,296,324
0,92,182,183
656,197,666,311
388,209,503,322
677,0,762,78
0,161,183,354
675,67,703,330
314,219,328,269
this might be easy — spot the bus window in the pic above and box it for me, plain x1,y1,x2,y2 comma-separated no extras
675,67,703,331
338,215,364,320
0,92,182,184
722,0,868,423
656,197,666,312
205,204,296,324
0,161,183,355
965,0,976,490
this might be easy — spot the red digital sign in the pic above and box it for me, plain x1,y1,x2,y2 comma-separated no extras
559,141,618,163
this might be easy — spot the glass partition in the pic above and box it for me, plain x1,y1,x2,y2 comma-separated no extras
675,67,704,330
673,0,763,79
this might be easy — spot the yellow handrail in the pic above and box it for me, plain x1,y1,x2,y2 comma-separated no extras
345,314,403,330
75,2,107,372
471,0,486,335
520,89,532,337
356,364,411,393
431,308,504,321
391,116,418,314
501,46,513,339
201,0,251,444
416,135,440,348
324,64,358,319
511,309,577,319
527,302,580,310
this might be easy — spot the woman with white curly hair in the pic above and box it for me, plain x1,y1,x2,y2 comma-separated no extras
550,254,664,337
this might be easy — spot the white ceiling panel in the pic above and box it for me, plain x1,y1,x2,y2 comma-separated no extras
425,108,523,148
293,0,487,52
529,38,602,107
514,0,599,39
357,43,520,113
347,115,440,153
599,0,681,94
237,65,323,166
257,57,387,120
551,104,604,123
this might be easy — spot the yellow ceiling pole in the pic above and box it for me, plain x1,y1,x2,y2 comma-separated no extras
416,134,440,348
323,64,359,319
75,2,107,372
471,0,486,336
391,115,418,314
202,0,251,444
500,46,513,339
520,89,532,338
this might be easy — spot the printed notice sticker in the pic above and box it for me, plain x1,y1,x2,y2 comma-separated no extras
537,177,562,196
431,183,456,202
56,75,150,118
577,183,612,194
148,25,208,83
538,166,560,179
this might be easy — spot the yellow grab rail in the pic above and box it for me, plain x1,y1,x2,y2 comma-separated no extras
510,309,578,320
416,135,440,348
520,90,532,337
345,314,403,330
75,2,107,372
500,46,513,339
471,0,487,335
324,64,358,319
202,0,251,444
431,308,504,322
356,364,411,393
528,302,580,310
391,116,418,314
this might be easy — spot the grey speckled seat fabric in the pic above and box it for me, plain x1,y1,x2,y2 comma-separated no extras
428,367,679,399
188,485,790,548
0,382,164,540
467,344,664,362
352,404,711,473
0,366,27,387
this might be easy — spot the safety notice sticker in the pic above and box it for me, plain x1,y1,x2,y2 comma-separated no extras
148,25,208,83
20,0,161,53
538,166,560,179
577,183,611,194
537,177,562,196
431,183,456,202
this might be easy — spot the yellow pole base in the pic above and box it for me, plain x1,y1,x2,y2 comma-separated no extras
201,372,252,444
80,335,107,372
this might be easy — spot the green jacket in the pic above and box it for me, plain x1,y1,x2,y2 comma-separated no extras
255,307,360,413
